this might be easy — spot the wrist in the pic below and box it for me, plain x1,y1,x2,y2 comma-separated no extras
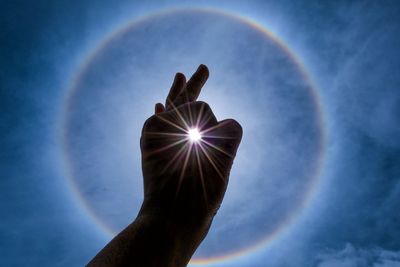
133,204,212,266
138,199,213,234
138,198,214,241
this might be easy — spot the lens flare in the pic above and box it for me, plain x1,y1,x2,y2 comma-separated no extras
143,101,234,202
188,128,202,142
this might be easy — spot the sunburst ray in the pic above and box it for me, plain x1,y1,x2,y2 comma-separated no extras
200,139,234,158
198,142,225,181
199,119,232,134
147,138,187,156
159,141,190,175
156,115,187,133
176,142,193,197
145,131,188,138
166,99,191,131
195,145,208,208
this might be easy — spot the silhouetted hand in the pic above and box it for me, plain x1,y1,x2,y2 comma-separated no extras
88,65,242,267
140,64,242,230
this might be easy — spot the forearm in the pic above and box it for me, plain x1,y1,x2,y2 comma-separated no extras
87,206,211,267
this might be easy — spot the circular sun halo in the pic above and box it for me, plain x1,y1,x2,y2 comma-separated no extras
62,8,327,265
188,128,202,142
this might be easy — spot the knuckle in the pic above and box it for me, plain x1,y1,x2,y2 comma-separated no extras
231,120,243,136
142,115,158,131
195,100,211,111
225,119,243,138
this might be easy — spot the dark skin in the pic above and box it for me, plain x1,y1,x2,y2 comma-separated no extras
87,64,242,267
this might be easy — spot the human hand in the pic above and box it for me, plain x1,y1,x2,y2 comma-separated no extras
87,65,242,267
139,65,242,232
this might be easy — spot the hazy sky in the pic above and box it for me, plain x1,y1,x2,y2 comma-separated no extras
1,1,399,266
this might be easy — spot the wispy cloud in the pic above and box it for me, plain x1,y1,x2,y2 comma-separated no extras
316,244,400,267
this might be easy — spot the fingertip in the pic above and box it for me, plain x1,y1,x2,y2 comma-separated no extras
172,72,186,89
198,64,208,71
198,64,209,78
176,72,186,82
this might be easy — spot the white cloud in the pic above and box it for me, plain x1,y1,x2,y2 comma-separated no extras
316,244,400,267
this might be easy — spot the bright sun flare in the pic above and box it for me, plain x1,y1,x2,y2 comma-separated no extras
146,102,233,199
188,128,202,142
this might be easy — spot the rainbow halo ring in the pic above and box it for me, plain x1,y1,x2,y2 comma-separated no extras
62,8,326,265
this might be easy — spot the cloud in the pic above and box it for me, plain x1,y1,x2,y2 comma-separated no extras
316,244,400,267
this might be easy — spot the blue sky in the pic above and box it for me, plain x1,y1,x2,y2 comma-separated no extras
1,1,399,266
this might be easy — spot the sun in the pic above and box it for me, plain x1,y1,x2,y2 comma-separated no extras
188,128,202,142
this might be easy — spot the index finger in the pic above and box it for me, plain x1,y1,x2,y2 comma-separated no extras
173,64,209,107
166,72,186,110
